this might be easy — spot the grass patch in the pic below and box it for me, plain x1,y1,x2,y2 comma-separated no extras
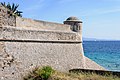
24,66,120,80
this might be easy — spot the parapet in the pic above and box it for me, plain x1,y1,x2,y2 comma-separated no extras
16,17,72,32
0,4,83,33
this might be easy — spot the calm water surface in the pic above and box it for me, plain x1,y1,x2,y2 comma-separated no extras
83,41,120,71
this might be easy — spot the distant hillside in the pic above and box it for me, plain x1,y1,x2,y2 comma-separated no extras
83,37,119,41
83,37,98,41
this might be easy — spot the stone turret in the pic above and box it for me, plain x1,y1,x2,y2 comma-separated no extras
64,16,82,33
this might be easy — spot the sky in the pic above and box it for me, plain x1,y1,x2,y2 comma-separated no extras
1,0,120,40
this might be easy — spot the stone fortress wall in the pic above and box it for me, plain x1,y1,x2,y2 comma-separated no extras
0,5,105,80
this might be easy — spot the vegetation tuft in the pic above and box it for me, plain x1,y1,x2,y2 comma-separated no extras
0,2,23,17
24,66,120,80
24,66,55,80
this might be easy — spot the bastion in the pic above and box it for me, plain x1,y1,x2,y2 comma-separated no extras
0,5,105,80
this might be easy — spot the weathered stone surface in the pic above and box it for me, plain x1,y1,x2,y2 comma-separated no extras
0,42,82,79
84,57,105,70
0,41,104,80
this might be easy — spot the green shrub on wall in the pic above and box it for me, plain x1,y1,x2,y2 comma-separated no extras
24,66,55,80
0,2,22,17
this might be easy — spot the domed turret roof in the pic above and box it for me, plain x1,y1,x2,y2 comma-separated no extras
66,16,79,21
65,16,82,23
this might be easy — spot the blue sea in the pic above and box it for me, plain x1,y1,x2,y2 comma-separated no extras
83,41,120,71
